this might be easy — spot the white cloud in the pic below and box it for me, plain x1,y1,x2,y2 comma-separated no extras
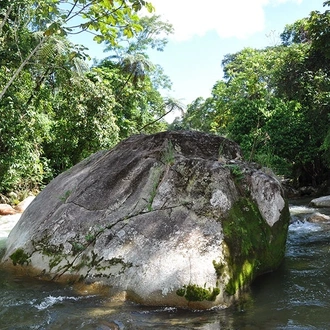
150,0,303,41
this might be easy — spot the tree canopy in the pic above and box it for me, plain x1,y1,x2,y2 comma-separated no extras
1,0,330,198
0,0,174,196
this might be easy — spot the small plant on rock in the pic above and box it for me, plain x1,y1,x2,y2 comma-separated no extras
161,140,175,165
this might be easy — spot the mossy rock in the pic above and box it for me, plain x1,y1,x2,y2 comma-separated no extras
222,197,289,295
1,131,289,310
9,248,30,266
176,284,220,302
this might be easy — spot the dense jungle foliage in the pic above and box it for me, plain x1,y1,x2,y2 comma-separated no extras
0,0,330,198
0,0,181,196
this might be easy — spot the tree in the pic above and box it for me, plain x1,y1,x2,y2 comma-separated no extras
180,42,328,184
280,18,311,46
103,15,174,56
42,70,120,176
117,53,155,93
102,14,174,91
176,3,330,187
93,14,175,139
0,0,157,194
181,97,217,133
93,60,168,139
140,96,185,132
0,0,179,195
278,5,330,185
0,0,155,101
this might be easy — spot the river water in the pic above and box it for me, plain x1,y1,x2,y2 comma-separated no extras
1,200,330,330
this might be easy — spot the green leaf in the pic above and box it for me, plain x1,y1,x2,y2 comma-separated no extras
146,2,155,13
93,35,105,43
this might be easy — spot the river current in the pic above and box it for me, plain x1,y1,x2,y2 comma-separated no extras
0,200,330,330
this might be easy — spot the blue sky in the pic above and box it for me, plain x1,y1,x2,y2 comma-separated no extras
147,0,325,104
72,0,326,119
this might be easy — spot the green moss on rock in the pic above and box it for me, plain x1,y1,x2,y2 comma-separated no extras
222,197,289,295
49,254,63,270
9,248,30,266
213,260,225,277
225,259,254,295
176,284,220,302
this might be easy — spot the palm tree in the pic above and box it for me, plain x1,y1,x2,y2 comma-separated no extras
0,29,90,102
163,97,185,117
139,96,185,132
24,36,90,106
114,53,155,98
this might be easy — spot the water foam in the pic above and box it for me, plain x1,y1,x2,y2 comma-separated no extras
0,214,21,239
289,220,322,233
289,205,316,216
35,295,82,310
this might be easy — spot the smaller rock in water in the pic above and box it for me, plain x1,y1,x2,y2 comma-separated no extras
307,212,330,223
309,195,330,208
14,196,35,213
0,204,17,216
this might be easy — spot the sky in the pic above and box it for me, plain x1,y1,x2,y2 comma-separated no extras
73,0,326,120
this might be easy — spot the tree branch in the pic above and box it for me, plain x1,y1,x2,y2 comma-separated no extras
0,36,47,101
0,4,13,35
139,106,174,132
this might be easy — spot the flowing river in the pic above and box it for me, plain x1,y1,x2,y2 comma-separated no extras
1,199,330,330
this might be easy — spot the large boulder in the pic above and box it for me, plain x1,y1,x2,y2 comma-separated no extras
309,195,330,208
1,131,290,309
